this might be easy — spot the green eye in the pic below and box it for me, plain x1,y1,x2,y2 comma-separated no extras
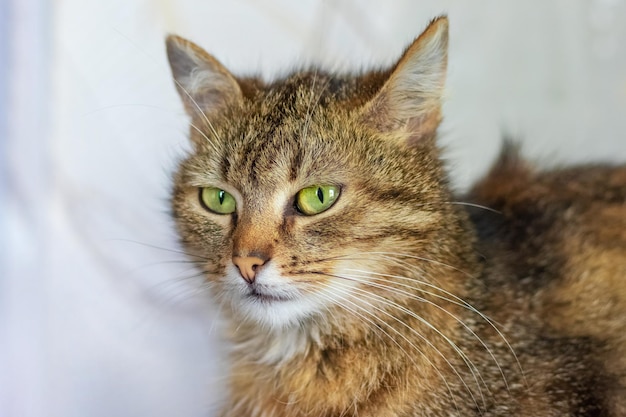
200,187,236,214
295,185,340,216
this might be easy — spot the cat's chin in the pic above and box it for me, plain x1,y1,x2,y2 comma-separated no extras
234,296,319,329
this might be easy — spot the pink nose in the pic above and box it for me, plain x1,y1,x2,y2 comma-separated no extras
232,256,267,283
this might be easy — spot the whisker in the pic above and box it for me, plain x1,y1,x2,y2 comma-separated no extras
359,251,475,278
315,284,462,413
329,278,486,409
339,270,508,393
348,269,526,391
337,276,492,401
145,270,212,306
80,103,178,117
109,238,212,261
342,253,525,385
448,201,502,214
332,288,472,412
306,250,521,390
128,259,202,272
317,250,475,282
306,251,521,381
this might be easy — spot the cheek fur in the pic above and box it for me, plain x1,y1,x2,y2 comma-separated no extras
172,188,235,271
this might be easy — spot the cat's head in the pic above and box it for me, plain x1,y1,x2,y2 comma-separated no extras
167,17,460,331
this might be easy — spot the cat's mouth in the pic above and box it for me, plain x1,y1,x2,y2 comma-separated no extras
246,287,294,303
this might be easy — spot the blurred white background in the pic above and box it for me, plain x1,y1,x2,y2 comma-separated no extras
2,0,625,416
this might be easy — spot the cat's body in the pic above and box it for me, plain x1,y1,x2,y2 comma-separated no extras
166,17,626,416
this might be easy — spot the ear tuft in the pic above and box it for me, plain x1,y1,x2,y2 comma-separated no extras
165,35,242,118
361,16,449,142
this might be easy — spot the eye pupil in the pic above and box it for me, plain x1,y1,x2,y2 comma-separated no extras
295,185,340,216
200,187,236,215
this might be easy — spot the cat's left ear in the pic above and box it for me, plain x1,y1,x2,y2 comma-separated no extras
165,35,243,118
361,16,448,144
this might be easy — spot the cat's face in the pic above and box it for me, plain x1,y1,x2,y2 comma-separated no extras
168,18,455,330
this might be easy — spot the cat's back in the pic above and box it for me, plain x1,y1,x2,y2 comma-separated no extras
466,144,626,415
466,144,626,324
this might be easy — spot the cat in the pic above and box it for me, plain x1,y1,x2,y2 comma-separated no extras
165,16,626,417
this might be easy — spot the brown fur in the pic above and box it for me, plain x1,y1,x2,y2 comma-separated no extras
166,17,626,417
468,146,626,415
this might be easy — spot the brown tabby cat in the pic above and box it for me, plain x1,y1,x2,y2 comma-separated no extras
165,16,626,417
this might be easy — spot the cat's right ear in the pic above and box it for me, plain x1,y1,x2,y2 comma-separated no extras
360,16,448,145
165,35,243,118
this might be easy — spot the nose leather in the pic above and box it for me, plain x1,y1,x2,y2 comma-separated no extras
232,255,267,283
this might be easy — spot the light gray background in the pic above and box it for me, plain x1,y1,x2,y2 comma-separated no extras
2,1,625,416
